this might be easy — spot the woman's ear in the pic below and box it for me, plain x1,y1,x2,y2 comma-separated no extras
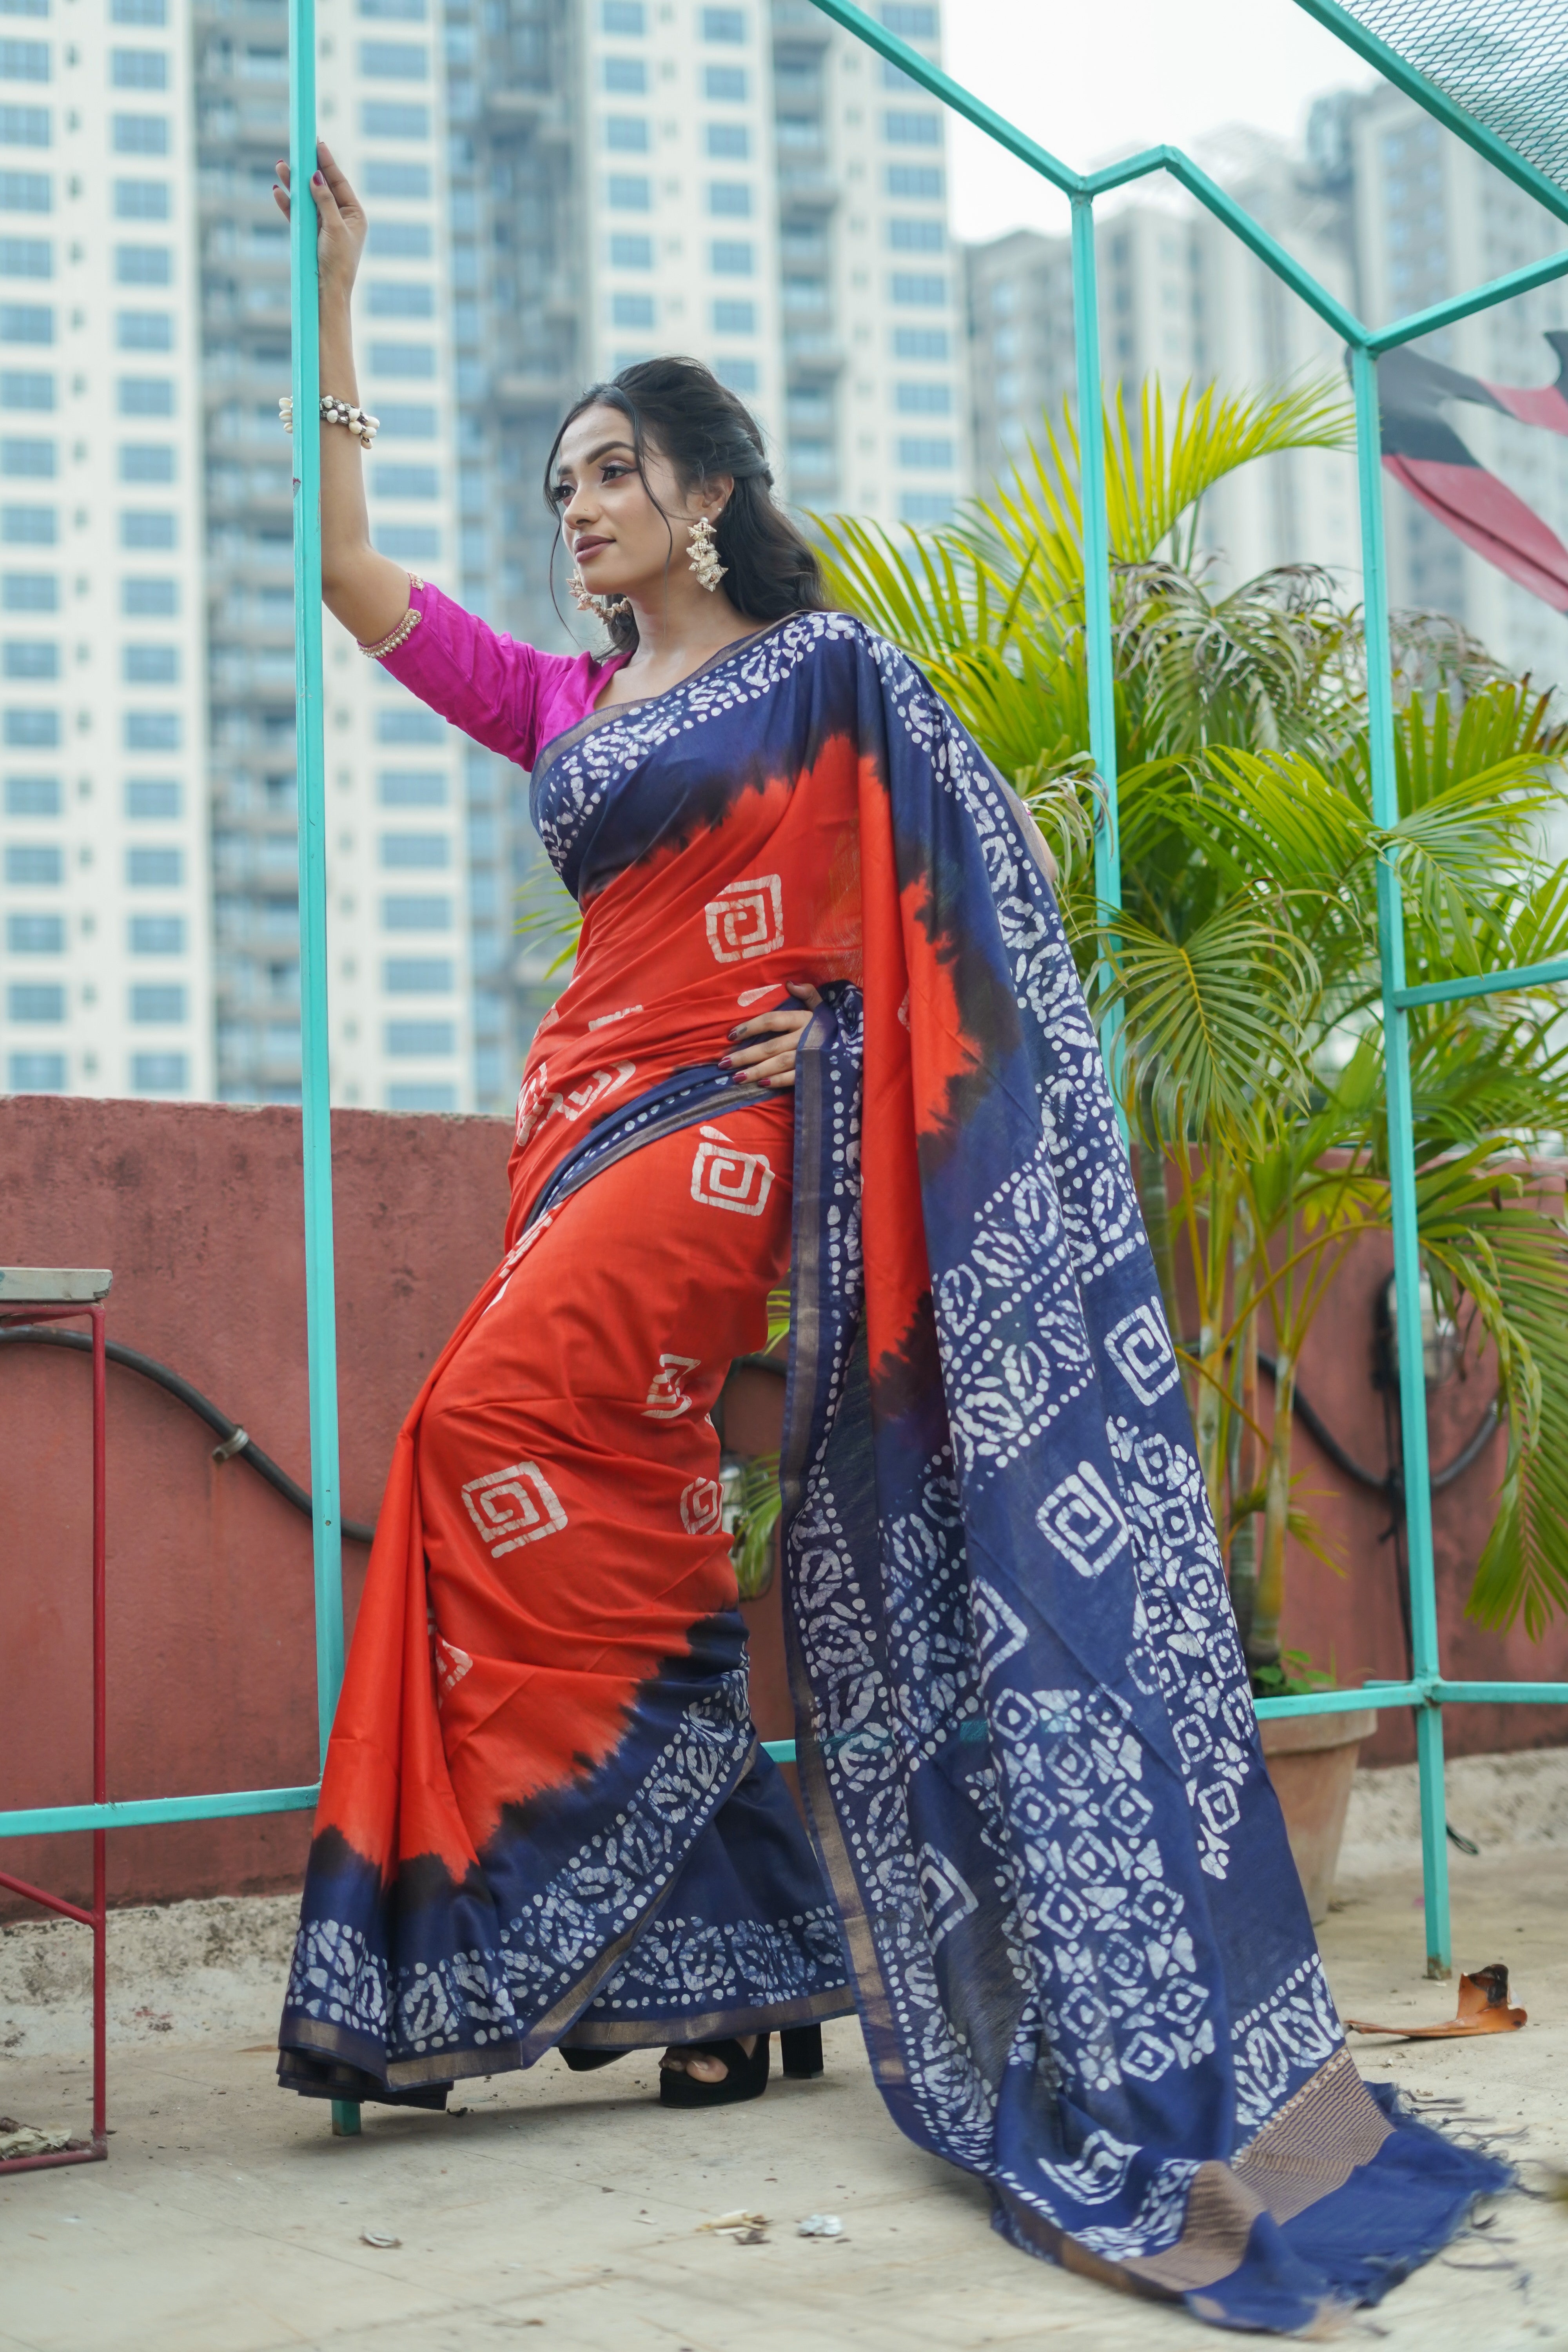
696,475,735,520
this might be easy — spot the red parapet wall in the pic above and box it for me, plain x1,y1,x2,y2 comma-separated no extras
1,1093,1564,1918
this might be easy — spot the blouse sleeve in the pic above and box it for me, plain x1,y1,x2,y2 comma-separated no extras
370,577,582,772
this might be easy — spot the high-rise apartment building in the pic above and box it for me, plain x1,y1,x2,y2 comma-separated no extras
964,135,1362,595
2,0,968,1115
1,0,213,1105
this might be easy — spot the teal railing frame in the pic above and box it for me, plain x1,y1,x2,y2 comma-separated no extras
4,0,1566,2029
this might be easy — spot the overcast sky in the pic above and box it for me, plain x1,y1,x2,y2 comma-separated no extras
942,0,1379,242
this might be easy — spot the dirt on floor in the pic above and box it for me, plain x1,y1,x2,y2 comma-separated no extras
1,1752,1565,2352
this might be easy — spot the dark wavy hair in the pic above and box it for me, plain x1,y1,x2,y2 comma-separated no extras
543,356,830,654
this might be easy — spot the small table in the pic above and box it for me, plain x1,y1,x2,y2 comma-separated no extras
0,1268,112,2173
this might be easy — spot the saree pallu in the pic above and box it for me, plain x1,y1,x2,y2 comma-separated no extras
280,609,1503,2331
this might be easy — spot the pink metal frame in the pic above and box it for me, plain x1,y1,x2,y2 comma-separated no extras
0,1298,108,2172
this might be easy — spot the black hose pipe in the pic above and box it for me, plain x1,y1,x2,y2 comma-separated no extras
1254,1349,1498,1498
0,1325,376,1544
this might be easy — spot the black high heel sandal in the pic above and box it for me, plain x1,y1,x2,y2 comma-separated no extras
659,2033,771,2109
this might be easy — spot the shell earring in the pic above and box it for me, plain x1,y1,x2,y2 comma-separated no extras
687,514,727,593
569,564,628,620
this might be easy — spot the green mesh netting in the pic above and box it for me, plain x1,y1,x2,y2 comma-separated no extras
1326,0,1568,192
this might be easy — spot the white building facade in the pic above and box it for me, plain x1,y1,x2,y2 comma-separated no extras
1,0,212,1104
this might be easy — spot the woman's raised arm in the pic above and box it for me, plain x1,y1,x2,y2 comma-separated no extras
273,142,412,648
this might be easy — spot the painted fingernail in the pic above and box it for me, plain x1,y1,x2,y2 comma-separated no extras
312,171,325,186
718,1054,733,1069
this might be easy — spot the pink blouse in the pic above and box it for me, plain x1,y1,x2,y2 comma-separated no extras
375,578,629,769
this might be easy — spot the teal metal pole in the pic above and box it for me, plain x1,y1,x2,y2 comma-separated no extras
1396,955,1568,1011
289,0,358,2139
1351,342,1451,1979
1070,192,1127,1148
288,0,345,1775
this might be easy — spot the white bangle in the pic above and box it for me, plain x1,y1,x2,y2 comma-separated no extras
279,393,381,450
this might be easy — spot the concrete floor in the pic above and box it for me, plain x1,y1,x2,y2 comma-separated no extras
2,1848,1565,2352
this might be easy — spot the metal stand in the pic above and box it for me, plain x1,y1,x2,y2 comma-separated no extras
0,1270,111,2171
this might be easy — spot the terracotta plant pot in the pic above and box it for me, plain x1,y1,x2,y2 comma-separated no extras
1259,1709,1379,1924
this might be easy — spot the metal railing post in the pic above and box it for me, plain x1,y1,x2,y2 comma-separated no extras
1070,191,1128,1148
1350,342,1452,1979
288,0,360,2136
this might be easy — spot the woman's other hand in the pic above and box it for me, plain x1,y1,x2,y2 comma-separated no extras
272,143,368,305
722,982,822,1089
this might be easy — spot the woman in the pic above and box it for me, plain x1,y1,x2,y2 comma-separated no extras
274,146,1504,2328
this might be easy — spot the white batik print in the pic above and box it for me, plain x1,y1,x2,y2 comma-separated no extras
679,1476,725,1535
460,1461,568,1556
587,1005,642,1029
704,874,783,963
644,1353,700,1420
736,984,776,1007
482,1212,554,1317
1034,1461,1132,1581
515,1062,636,1149
690,1126,775,1217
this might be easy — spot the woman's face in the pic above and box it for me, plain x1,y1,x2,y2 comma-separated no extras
551,403,728,603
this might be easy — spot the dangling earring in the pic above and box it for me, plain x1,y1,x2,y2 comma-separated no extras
687,514,726,593
570,564,629,620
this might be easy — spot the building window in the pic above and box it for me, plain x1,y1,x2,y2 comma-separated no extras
111,50,169,91
883,111,940,146
701,7,745,40
383,955,452,991
118,443,174,483
0,106,50,149
359,40,428,75
7,911,63,949
609,232,652,269
377,768,446,806
124,710,180,750
895,379,950,414
362,102,430,140
893,325,948,359
363,160,431,198
0,234,50,277
118,376,174,416
602,56,646,93
713,354,757,392
886,163,942,199
882,2,938,31
4,706,56,744
4,840,60,882
381,895,452,931
379,830,450,869
122,578,176,617
889,217,943,253
368,340,436,377
127,844,182,885
2,502,54,541
4,772,56,809
0,299,51,342
900,490,953,523
116,309,172,350
601,0,645,29
126,778,180,816
367,220,432,260
612,289,655,327
891,272,946,306
1,40,50,83
131,1051,187,1092
372,463,439,500
8,1049,64,1088
710,240,753,276
4,638,55,676
114,178,169,220
130,914,185,952
387,1018,455,1055
131,982,185,1022
377,706,444,743
707,180,751,218
0,170,50,211
112,116,169,156
114,243,171,286
7,980,62,1021
705,121,748,159
703,64,745,101
0,572,53,608
897,435,953,468
712,298,755,333
388,1081,456,1111
0,435,52,475
607,173,651,211
0,368,52,408
367,281,435,318
123,644,177,682
604,114,649,153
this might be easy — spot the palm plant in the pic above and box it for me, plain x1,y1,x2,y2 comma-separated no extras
818,381,1568,1666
